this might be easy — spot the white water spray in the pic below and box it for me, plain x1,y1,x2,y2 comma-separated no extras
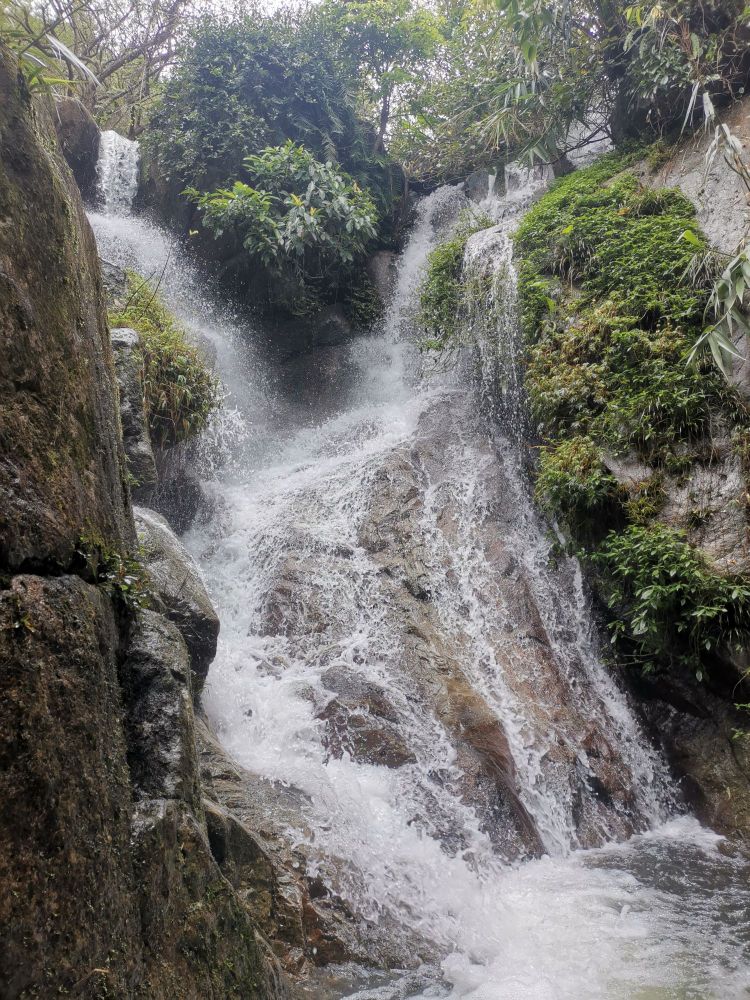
96,130,140,215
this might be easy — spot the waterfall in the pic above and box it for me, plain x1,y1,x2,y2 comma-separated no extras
96,130,140,215
88,160,750,999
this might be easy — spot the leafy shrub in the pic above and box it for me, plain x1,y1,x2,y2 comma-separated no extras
109,273,220,450
189,142,378,316
535,438,621,537
74,536,151,613
596,524,750,678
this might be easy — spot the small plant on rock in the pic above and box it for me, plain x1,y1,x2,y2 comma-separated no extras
109,272,221,450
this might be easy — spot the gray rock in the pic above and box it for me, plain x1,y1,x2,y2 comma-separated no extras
658,443,750,575
111,327,158,500
120,608,202,811
134,506,220,691
642,100,750,397
464,167,503,203
366,250,399,303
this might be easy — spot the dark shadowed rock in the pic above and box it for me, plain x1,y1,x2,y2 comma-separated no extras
53,97,100,201
131,797,288,1000
0,45,284,1000
0,574,141,998
120,609,202,810
134,506,220,691
111,327,158,499
366,250,399,303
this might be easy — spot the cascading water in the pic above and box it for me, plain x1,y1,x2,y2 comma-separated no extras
96,130,140,215
90,141,750,999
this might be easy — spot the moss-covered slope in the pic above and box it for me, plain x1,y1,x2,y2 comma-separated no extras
514,153,750,835
515,153,750,678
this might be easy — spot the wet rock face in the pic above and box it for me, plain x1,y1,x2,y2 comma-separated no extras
318,667,417,769
0,575,140,998
355,396,642,855
135,506,220,691
53,97,101,202
112,327,159,499
0,50,134,572
635,672,750,838
121,609,203,809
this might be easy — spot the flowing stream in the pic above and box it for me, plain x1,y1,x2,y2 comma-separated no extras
90,142,750,999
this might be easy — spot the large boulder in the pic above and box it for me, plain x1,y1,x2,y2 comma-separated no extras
121,609,202,810
0,49,134,571
134,506,220,691
53,96,100,202
111,327,159,500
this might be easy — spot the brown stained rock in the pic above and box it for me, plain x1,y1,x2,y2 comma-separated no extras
0,47,134,571
319,703,418,769
437,678,544,855
317,667,417,769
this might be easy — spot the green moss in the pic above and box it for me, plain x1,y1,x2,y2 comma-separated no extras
516,153,743,461
516,153,750,677
109,273,220,450
595,524,750,679
419,211,492,349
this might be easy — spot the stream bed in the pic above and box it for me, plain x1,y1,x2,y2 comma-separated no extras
90,135,750,999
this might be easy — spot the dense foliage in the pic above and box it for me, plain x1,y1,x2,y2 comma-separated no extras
189,142,379,315
145,11,383,192
514,153,734,459
109,272,220,449
596,524,750,678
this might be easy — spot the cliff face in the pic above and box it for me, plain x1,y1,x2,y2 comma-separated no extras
0,47,284,999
